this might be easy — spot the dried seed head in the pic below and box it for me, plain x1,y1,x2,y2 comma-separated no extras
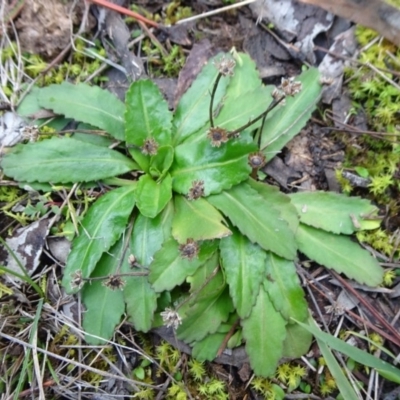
128,254,137,267
319,76,334,85
141,137,159,155
160,308,182,329
70,270,84,290
187,180,205,200
248,152,266,169
207,127,229,147
279,77,302,96
21,125,39,142
214,56,236,76
102,275,126,290
272,87,286,103
179,238,199,260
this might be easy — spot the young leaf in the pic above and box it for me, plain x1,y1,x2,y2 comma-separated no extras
125,79,172,146
177,287,233,343
264,252,308,321
173,57,229,144
241,286,287,377
296,224,383,286
172,195,231,243
289,191,380,234
82,240,126,345
62,185,136,294
171,136,256,196
219,229,266,318
208,182,297,260
261,68,321,160
37,82,126,140
131,203,173,266
149,145,174,179
134,174,172,218
248,179,299,233
148,238,218,292
1,137,137,183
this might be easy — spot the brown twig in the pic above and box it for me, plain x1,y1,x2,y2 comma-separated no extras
87,0,159,28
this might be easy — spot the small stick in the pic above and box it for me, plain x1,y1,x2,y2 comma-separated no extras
87,0,159,28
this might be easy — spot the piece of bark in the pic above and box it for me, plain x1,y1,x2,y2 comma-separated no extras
298,0,400,46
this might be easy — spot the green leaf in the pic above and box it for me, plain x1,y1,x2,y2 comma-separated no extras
191,333,226,362
149,238,218,292
172,195,231,243
296,224,383,286
131,203,173,266
227,52,263,97
264,253,308,321
185,86,274,145
125,79,172,146
128,147,150,173
1,137,137,183
261,68,321,160
173,56,230,144
295,317,400,384
248,179,299,233
171,135,256,196
282,323,313,358
208,182,297,260
149,145,174,179
62,185,136,293
37,82,126,140
123,276,158,332
177,287,233,343
82,240,126,344
219,229,266,318
317,337,360,400
134,174,172,218
187,252,220,298
289,191,380,234
72,131,114,147
242,286,287,377
212,86,274,137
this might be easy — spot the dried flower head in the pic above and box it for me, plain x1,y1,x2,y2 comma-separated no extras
70,270,84,290
141,137,159,155
248,152,266,169
160,308,182,329
102,275,126,290
279,77,302,96
272,87,286,103
187,180,205,200
128,254,137,267
179,238,200,260
207,127,229,147
21,125,39,142
214,56,236,76
319,76,334,85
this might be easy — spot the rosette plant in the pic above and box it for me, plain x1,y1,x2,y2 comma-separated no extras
1,52,385,376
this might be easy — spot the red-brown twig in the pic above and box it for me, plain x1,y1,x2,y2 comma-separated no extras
87,0,159,28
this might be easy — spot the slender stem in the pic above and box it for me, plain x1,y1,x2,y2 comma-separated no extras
228,96,286,138
209,73,223,128
83,271,149,282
